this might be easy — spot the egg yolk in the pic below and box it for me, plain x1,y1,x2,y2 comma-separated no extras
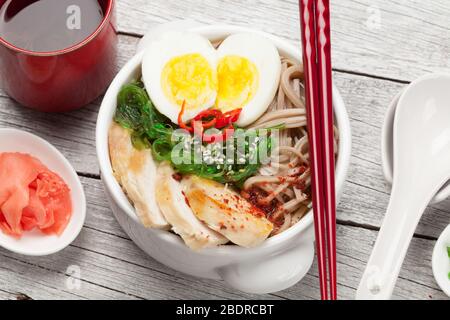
161,53,217,110
216,55,259,112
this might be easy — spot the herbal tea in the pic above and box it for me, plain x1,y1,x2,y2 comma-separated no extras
0,0,105,52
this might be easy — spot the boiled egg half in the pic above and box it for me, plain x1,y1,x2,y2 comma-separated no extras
142,32,281,127
142,32,218,123
215,33,281,126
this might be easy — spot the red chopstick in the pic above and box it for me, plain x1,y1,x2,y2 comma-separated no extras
298,0,329,300
299,0,337,300
314,0,337,300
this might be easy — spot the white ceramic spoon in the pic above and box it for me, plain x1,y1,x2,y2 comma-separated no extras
356,73,450,299
381,90,450,204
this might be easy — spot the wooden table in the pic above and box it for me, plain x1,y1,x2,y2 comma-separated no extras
1,0,449,300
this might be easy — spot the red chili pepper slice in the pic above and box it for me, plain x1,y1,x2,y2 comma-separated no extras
194,109,222,121
192,109,223,130
215,108,242,129
201,118,217,129
224,108,242,122
178,101,193,133
178,105,241,143
194,110,221,129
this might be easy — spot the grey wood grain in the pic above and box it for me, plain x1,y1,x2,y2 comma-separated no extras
2,176,446,300
0,0,449,300
0,289,29,300
116,0,450,82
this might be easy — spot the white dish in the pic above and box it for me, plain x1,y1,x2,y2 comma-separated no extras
0,128,86,256
432,224,450,297
96,25,352,294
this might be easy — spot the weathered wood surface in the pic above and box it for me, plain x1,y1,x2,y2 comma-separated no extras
0,176,447,300
0,0,449,300
116,0,450,82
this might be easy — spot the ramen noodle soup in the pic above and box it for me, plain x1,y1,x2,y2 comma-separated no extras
108,32,338,250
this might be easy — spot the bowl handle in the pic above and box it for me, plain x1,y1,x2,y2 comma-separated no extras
217,240,315,294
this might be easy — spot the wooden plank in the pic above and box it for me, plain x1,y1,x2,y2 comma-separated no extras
0,253,135,300
0,289,26,300
116,0,450,81
278,224,448,300
0,0,448,299
1,180,276,300
0,228,278,300
2,176,444,300
2,188,447,300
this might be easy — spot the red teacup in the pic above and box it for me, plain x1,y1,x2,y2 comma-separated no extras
0,0,117,112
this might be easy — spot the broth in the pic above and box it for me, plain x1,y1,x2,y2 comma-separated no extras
0,0,105,52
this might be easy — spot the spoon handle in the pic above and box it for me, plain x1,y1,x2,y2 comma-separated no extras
356,182,436,299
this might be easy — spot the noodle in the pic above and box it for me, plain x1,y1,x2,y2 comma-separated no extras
242,58,339,235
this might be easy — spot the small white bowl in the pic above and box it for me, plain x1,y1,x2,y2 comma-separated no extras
96,25,352,294
382,90,450,204
0,128,86,256
432,224,450,297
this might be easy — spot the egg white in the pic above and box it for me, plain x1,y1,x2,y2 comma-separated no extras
142,32,218,124
216,33,281,127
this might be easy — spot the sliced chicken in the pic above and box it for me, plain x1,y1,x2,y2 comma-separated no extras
155,162,228,250
108,123,169,229
182,176,273,248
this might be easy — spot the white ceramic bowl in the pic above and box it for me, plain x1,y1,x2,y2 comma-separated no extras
0,128,86,256
96,25,352,294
